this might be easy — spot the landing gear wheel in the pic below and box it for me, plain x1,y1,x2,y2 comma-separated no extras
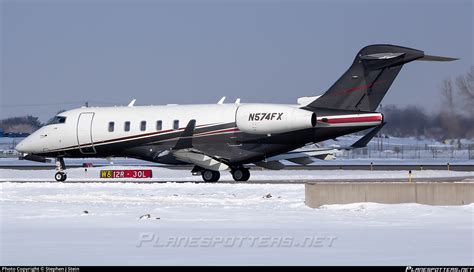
55,172,62,181
232,168,250,181
54,157,67,181
201,170,220,182
55,172,67,182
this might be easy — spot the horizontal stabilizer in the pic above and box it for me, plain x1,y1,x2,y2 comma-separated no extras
418,54,459,62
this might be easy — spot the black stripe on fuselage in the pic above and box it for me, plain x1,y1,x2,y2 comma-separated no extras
38,122,375,166
41,122,238,156
50,122,229,152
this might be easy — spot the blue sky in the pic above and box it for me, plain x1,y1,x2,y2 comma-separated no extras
1,0,472,121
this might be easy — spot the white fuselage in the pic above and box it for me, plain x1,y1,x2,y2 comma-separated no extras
15,102,382,162
16,104,242,154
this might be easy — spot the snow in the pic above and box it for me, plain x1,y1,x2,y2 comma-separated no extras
1,166,474,182
1,181,473,265
1,141,473,265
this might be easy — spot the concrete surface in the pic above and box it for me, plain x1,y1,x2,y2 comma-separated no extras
305,181,474,208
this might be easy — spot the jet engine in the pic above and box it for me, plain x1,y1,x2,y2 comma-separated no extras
235,104,316,134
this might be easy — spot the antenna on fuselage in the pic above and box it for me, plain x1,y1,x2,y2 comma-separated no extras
217,97,226,104
128,99,136,107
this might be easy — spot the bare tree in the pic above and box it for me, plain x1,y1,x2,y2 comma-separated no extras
441,79,456,113
456,66,474,117
440,78,461,139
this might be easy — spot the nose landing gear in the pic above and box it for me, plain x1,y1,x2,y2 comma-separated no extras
55,171,67,182
55,157,67,182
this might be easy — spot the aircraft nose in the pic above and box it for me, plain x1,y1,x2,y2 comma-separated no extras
15,137,33,153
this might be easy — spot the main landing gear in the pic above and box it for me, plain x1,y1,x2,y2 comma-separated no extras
55,157,67,182
231,167,250,182
201,169,220,182
193,166,251,182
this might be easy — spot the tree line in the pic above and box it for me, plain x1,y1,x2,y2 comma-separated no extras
382,66,473,140
0,116,42,134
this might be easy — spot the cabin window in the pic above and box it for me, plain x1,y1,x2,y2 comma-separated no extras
108,122,115,132
124,121,131,132
140,121,146,131
173,120,179,130
156,120,162,131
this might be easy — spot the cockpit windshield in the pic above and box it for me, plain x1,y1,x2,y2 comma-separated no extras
46,116,67,125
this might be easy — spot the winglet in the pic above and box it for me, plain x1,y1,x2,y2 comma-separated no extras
217,97,226,104
128,99,136,107
172,119,196,150
350,123,386,149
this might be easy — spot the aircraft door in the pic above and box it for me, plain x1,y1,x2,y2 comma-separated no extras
77,112,96,154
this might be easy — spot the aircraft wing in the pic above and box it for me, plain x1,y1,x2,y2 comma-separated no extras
170,120,384,170
256,148,337,169
349,122,385,149
265,148,337,163
257,123,386,168
172,148,229,171
169,120,230,171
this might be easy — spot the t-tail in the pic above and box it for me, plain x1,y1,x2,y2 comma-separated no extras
304,44,457,112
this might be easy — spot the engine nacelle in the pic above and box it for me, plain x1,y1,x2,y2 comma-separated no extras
236,104,316,134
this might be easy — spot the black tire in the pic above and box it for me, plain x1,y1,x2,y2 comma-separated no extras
55,172,66,182
232,168,250,181
241,168,250,181
202,170,220,182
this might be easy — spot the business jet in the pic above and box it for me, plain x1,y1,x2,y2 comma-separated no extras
15,44,456,182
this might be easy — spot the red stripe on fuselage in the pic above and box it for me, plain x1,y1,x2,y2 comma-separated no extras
322,115,382,124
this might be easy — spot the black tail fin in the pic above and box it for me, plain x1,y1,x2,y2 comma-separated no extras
305,44,457,112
